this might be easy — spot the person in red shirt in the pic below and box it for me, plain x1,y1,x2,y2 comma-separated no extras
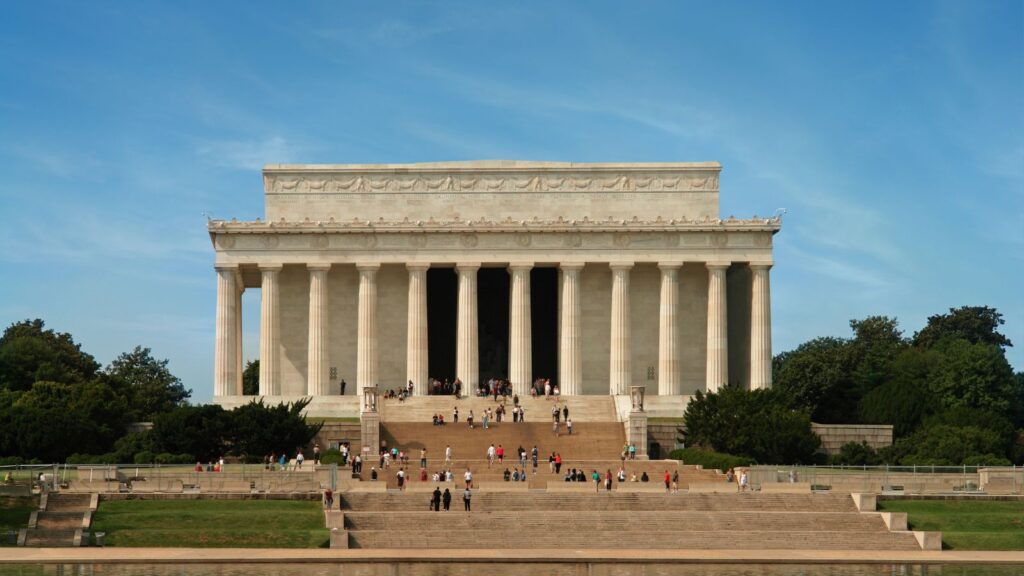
496,445,504,463
664,470,671,492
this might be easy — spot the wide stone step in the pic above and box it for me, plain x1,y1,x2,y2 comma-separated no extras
22,529,78,547
348,529,921,550
35,512,84,530
341,492,857,513
343,510,886,532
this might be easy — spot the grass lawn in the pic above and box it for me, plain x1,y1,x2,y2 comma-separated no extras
0,496,35,530
878,499,1024,550
90,499,328,548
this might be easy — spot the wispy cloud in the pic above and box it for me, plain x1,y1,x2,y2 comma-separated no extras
196,136,303,171
3,143,102,179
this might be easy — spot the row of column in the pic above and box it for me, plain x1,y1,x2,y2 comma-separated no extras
212,261,773,397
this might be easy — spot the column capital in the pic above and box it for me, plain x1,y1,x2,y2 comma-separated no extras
356,262,381,272
508,262,534,271
307,263,332,272
609,262,634,271
657,261,684,271
259,264,283,272
559,262,585,271
750,262,774,271
706,261,731,270
214,263,240,272
455,262,481,272
406,263,431,272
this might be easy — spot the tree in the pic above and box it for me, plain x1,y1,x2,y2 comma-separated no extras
682,386,821,464
0,319,99,391
242,360,259,396
149,404,228,462
913,306,1013,349
227,398,322,462
105,346,190,421
928,340,1015,416
773,337,856,423
890,424,1008,466
847,316,907,405
858,347,937,437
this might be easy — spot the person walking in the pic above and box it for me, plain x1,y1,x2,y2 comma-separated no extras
463,487,472,511
740,470,749,492
420,448,428,469
531,446,539,474
592,470,601,492
453,407,459,424
463,468,473,489
444,445,452,466
442,488,452,511
431,487,441,512
566,418,573,435
323,487,334,510
554,453,562,474
487,444,496,468
467,410,474,429
664,470,671,492
397,468,406,491
563,405,569,422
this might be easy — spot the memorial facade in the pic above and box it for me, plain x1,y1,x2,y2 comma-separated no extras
209,161,779,407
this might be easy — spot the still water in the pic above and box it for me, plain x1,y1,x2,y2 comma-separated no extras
0,565,1022,576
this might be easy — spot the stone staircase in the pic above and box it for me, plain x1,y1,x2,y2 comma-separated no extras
379,396,617,422
19,493,93,547
339,492,923,550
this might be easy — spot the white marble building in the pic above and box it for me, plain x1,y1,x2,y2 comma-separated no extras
209,161,778,411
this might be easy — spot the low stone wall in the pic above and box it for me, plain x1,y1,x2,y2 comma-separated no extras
647,423,682,456
315,422,362,453
811,423,893,455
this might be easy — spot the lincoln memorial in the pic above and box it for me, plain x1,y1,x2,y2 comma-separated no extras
209,161,779,413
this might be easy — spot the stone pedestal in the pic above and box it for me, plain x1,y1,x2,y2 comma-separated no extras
627,411,649,460
329,528,349,549
360,411,380,462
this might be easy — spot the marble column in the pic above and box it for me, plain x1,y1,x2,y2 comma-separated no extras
356,263,380,395
706,262,730,392
213,265,238,398
258,265,282,396
559,263,584,395
750,263,773,390
234,274,244,395
307,264,331,396
658,262,682,396
508,263,533,396
456,263,480,392
406,264,429,395
609,262,633,395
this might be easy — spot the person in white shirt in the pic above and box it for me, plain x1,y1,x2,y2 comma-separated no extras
463,468,473,488
444,445,453,466
486,444,496,468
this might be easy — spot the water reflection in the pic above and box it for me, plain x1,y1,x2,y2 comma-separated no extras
0,565,1022,576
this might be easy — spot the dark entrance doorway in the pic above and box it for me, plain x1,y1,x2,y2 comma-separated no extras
427,268,456,382
478,268,509,384
531,268,558,385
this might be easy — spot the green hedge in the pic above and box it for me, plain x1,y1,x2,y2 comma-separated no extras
319,449,347,465
668,448,753,471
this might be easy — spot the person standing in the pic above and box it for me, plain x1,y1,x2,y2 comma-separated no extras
444,445,453,466
487,444,496,468
563,405,569,422
397,468,406,491
453,407,459,424
740,470,749,492
463,487,472,511
566,418,573,435
324,487,334,510
671,470,680,493
664,470,671,492
431,487,441,512
313,444,321,466
340,379,347,395
554,453,562,474
463,468,473,489
531,446,539,474
420,448,428,469
442,488,452,511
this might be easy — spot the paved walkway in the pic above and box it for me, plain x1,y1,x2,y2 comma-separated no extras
2,548,1022,565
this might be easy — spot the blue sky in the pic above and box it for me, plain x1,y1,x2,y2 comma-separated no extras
1,1,1021,402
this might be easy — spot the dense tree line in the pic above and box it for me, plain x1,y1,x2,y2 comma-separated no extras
0,319,320,464
683,306,1023,466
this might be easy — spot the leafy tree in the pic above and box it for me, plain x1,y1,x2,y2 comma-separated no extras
847,316,907,407
149,404,228,462
226,398,322,462
913,306,1013,349
0,319,99,391
890,424,1007,466
0,380,128,461
105,346,191,421
858,347,937,436
928,340,1015,415
773,337,856,422
682,386,821,464
242,360,259,396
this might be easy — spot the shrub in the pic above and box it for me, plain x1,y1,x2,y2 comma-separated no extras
133,450,155,464
668,448,753,471
320,449,346,465
829,442,883,466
